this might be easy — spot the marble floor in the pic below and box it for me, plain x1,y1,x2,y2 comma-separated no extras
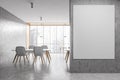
0,54,120,80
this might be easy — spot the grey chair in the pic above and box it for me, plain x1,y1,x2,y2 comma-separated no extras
29,45,34,49
33,46,45,64
41,45,48,50
41,45,51,63
13,46,29,63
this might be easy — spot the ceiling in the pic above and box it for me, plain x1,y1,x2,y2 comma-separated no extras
0,0,69,23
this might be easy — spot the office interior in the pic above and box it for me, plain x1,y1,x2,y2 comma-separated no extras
0,0,120,80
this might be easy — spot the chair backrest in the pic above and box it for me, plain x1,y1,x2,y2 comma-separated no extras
41,45,48,49
34,46,44,56
41,45,48,52
16,46,26,56
29,45,34,49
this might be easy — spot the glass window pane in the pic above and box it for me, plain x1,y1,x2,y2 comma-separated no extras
64,26,70,49
37,26,43,46
30,26,37,45
44,26,51,44
30,25,70,53
51,26,57,53
57,26,64,53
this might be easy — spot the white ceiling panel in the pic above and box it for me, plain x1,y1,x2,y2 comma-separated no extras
0,0,69,23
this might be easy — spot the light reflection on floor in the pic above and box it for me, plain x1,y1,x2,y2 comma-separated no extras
1,54,120,80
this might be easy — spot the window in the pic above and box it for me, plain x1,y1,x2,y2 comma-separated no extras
30,25,70,53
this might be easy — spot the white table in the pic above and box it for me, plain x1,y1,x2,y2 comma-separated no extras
12,49,51,53
26,49,33,53
12,49,33,53
26,49,50,52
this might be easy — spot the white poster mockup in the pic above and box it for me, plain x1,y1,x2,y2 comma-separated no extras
73,5,115,59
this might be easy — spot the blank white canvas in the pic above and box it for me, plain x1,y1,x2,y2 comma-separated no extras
73,5,115,59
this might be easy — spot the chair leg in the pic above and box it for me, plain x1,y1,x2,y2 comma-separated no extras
45,52,48,59
13,54,17,63
40,56,44,64
47,51,51,60
46,51,50,63
66,51,70,63
42,56,45,63
47,55,50,63
23,56,26,64
33,56,37,63
65,52,68,60
28,52,30,57
15,55,19,64
19,56,21,63
26,55,29,62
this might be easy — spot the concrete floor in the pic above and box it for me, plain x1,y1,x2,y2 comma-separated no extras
0,54,120,80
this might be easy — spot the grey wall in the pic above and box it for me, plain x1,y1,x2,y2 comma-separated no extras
0,7,27,66
70,0,120,73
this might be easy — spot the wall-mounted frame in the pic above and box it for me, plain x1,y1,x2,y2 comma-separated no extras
73,5,115,59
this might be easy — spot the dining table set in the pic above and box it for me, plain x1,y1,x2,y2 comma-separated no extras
12,45,51,64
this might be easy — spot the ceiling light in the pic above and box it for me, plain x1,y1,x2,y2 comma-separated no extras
30,2,33,8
